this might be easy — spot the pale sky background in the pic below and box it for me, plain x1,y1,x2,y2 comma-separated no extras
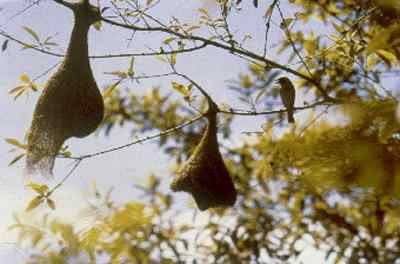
0,0,335,263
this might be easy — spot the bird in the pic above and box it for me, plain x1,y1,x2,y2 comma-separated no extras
276,76,296,123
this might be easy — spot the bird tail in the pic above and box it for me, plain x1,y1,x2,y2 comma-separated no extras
287,109,295,123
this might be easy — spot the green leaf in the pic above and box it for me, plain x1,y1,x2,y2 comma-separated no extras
22,26,40,42
8,153,25,166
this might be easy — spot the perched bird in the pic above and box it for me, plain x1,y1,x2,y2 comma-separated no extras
276,77,296,123
26,0,104,177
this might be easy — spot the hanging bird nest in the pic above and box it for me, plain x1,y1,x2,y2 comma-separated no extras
26,0,104,177
170,100,237,211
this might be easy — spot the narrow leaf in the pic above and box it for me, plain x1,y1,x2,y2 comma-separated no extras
8,153,25,166
171,82,190,96
27,182,49,194
46,199,56,210
170,53,177,66
22,26,40,42
5,138,27,149
2,39,8,52
26,196,43,212
102,81,120,98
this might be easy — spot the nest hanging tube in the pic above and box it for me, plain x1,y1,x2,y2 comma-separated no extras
170,100,237,211
25,0,104,177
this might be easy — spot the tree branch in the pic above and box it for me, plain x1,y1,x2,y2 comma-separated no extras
52,0,75,10
100,16,335,101
65,114,205,160
0,29,208,59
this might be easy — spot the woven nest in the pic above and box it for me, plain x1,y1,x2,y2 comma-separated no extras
170,112,237,211
26,1,104,177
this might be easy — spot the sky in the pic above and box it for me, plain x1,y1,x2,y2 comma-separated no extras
0,0,334,263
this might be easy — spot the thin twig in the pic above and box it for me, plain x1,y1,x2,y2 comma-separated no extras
99,16,334,100
6,0,42,23
276,3,313,78
47,159,82,196
0,29,208,59
32,61,61,82
263,0,279,58
173,70,218,110
66,114,205,160
220,99,334,116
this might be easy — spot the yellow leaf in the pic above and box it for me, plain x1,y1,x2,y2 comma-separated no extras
93,21,102,31
104,71,128,79
31,231,43,247
26,182,49,194
26,196,43,212
46,198,56,210
366,24,400,54
5,138,27,149
19,73,30,83
22,26,40,42
240,75,253,89
376,49,398,66
30,82,38,91
127,56,134,77
163,37,175,45
264,5,273,18
170,53,177,66
171,82,190,96
103,82,120,98
304,40,316,56
280,18,294,29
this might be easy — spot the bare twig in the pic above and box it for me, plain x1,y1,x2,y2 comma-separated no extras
0,29,208,59
263,0,279,58
47,159,82,196
276,3,313,78
67,114,205,160
99,16,334,100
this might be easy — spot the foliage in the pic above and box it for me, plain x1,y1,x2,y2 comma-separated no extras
2,0,400,263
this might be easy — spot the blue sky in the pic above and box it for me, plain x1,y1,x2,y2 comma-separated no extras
0,0,334,262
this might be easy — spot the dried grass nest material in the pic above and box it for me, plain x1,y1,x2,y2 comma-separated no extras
26,1,104,177
170,111,237,211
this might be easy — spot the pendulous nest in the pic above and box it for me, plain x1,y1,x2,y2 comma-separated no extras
171,111,237,211
26,0,104,177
